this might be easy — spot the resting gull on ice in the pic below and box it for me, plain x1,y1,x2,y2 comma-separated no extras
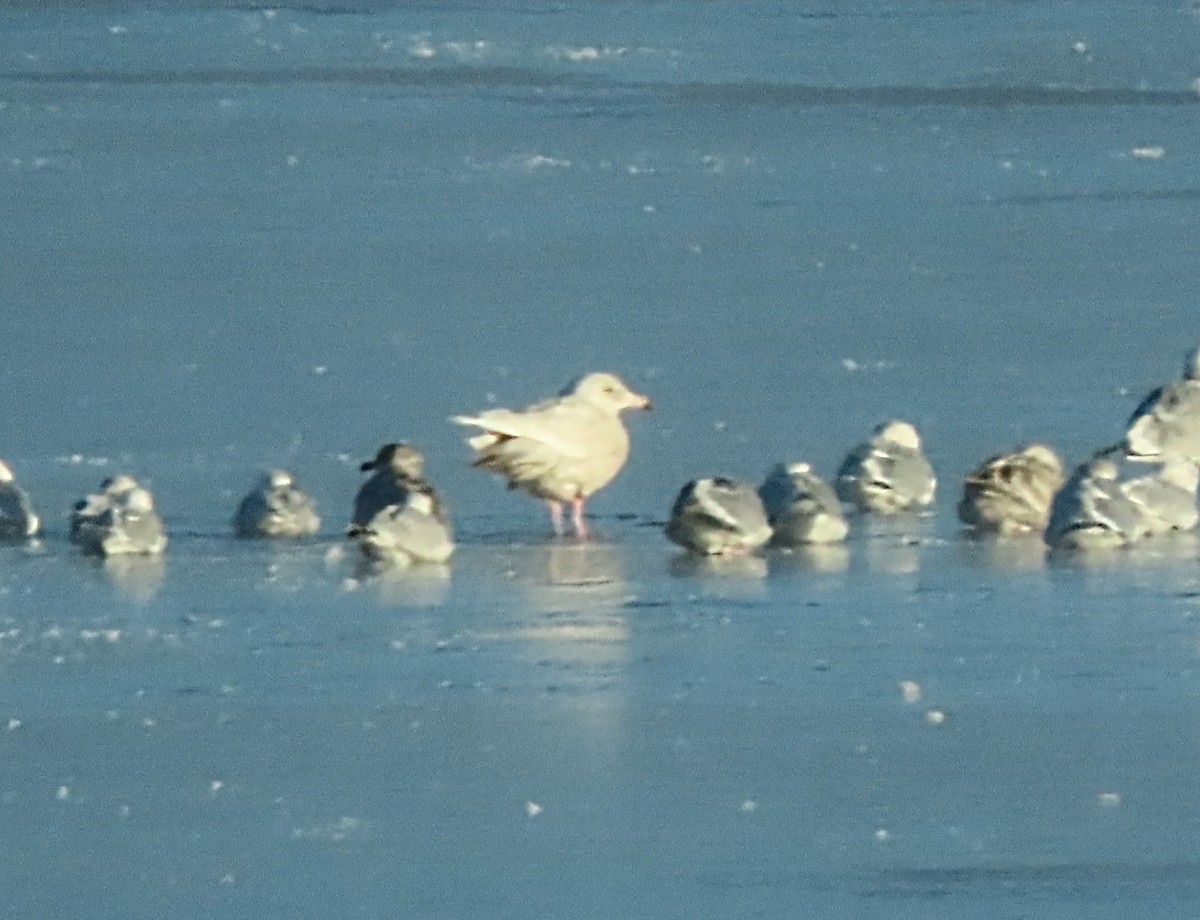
958,443,1065,536
233,469,320,538
1120,459,1200,536
76,485,167,557
0,459,39,539
665,477,772,556
348,443,429,533
348,443,453,565
758,462,848,546
353,488,455,566
836,420,936,514
1126,344,1200,463
1045,455,1151,551
70,474,140,546
453,372,651,537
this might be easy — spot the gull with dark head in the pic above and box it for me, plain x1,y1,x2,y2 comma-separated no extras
233,469,320,538
453,372,651,538
349,442,429,533
836,420,936,514
348,442,453,565
70,474,140,546
77,485,167,557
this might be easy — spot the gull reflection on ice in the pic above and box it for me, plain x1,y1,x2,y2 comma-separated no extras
858,514,933,576
355,558,452,609
102,554,166,603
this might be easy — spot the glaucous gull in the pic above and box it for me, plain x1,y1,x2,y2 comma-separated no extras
453,372,651,537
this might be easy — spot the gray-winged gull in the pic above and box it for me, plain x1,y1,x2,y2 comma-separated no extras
665,477,772,556
233,469,320,538
348,443,453,565
1126,345,1200,463
77,485,167,557
453,372,651,538
1045,455,1151,550
836,420,936,513
1120,459,1199,536
758,462,848,545
353,488,455,566
958,443,1065,536
0,459,39,539
348,443,429,533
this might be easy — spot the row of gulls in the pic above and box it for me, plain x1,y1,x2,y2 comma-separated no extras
4,354,1200,561
665,346,1200,556
666,419,936,555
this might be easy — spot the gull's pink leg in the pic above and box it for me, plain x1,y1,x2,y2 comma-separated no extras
570,497,589,539
546,500,565,536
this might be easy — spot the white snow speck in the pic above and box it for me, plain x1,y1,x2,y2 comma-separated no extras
1072,40,1088,53
740,799,758,813
924,708,947,726
525,800,543,818
6,718,21,731
898,679,922,703
874,828,890,842
56,785,70,801
1131,146,1165,160
1097,791,1122,808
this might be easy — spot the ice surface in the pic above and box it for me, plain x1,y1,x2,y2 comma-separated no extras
3,1,1200,917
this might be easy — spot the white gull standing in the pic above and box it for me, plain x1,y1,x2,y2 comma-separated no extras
452,372,651,538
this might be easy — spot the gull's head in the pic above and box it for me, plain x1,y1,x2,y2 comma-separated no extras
262,469,294,490
564,372,652,414
124,487,156,514
102,474,140,498
1019,443,1063,474
874,420,922,451
363,442,426,480
0,460,13,484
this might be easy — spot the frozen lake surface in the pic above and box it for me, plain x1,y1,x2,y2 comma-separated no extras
3,0,1200,916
